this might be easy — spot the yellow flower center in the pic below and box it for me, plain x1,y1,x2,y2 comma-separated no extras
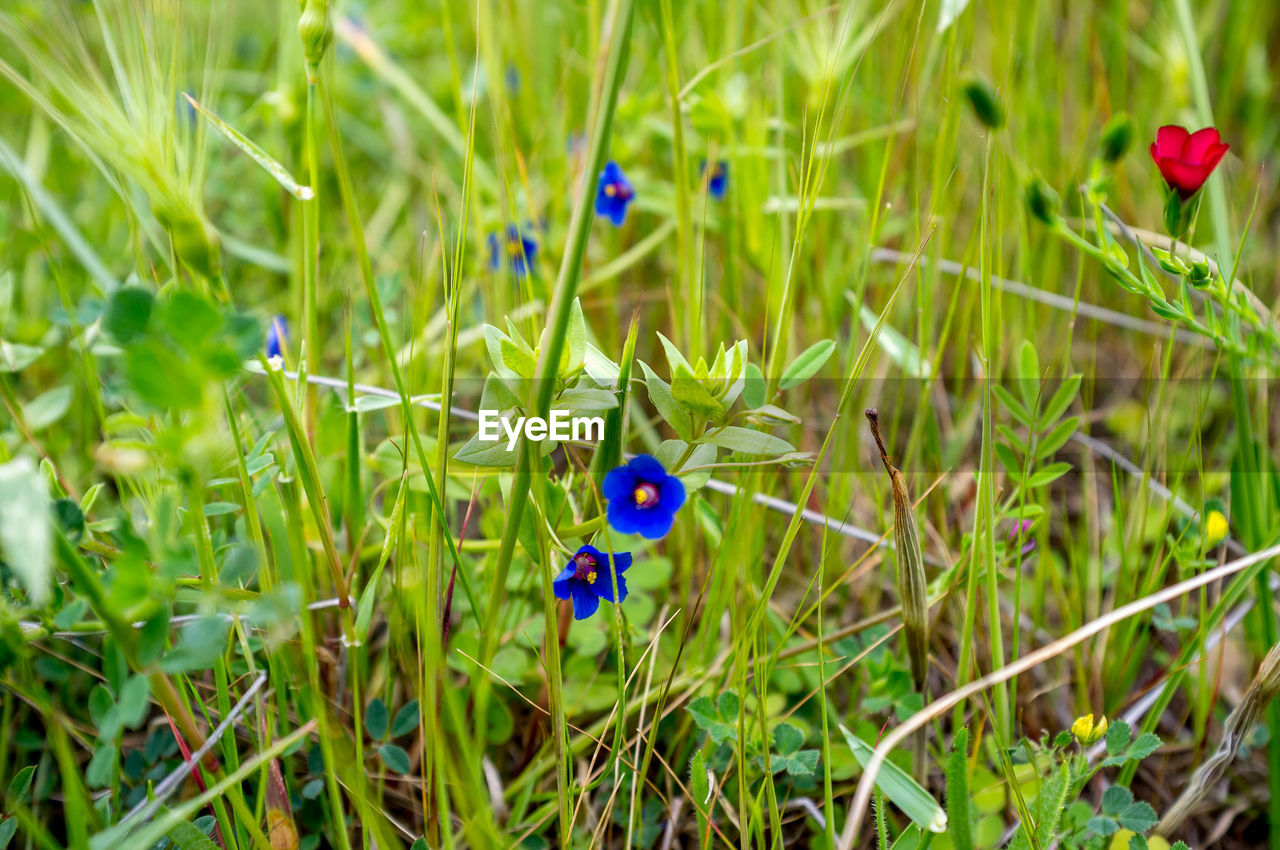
586,570,597,584
633,482,659,507
604,183,616,197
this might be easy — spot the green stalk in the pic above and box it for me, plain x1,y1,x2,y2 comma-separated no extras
1172,2,1280,839
474,0,637,717
656,0,698,357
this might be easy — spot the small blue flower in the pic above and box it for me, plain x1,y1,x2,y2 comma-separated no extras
595,161,635,227
488,226,538,277
702,160,728,199
266,315,288,359
602,455,686,539
552,544,632,620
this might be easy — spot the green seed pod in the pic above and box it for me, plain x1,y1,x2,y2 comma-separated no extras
1099,112,1135,164
867,409,929,691
959,71,1004,130
1024,175,1061,225
298,0,333,69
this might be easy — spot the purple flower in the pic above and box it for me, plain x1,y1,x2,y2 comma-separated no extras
1008,519,1036,556
595,161,635,227
602,455,686,539
552,544,632,620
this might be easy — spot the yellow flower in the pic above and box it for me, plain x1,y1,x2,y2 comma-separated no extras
1205,510,1228,547
1071,713,1107,744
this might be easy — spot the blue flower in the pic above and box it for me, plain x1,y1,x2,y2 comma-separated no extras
488,226,538,277
266,315,288,359
595,161,635,227
703,160,728,199
602,455,686,539
552,544,632,620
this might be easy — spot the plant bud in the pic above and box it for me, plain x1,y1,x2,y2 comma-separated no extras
1024,175,1061,225
959,71,1004,129
1099,112,1135,163
298,0,333,69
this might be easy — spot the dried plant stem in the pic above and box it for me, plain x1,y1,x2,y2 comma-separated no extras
1157,642,1280,838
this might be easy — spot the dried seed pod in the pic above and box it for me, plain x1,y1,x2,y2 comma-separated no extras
1157,641,1280,838
866,408,929,691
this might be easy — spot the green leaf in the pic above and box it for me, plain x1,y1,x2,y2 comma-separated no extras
689,750,710,806
117,675,150,731
7,765,35,802
1035,417,1078,459
1116,801,1157,833
654,440,717,492
1101,785,1133,814
656,332,693,377
945,729,973,850
1105,720,1132,756
1041,374,1082,423
85,740,116,788
1016,339,1041,407
717,691,740,718
23,385,72,431
500,338,537,379
780,339,836,389
165,820,220,850
392,700,421,737
1086,816,1119,836
564,298,587,374
742,362,766,409
553,388,619,412
992,384,1032,426
366,698,389,740
159,615,231,673
772,723,803,755
125,342,203,410
104,287,154,343
379,743,411,774
0,457,51,605
703,426,794,457
184,94,314,201
454,434,519,468
671,363,726,418
1126,732,1161,762
839,725,947,833
640,361,693,441
0,340,44,372
1026,462,1071,488
857,305,930,379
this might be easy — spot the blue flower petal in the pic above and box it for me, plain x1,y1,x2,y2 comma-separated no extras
659,475,687,514
602,466,637,501
607,499,645,535
570,582,600,620
552,564,575,600
613,551,633,574
595,571,627,603
634,510,675,540
627,454,667,480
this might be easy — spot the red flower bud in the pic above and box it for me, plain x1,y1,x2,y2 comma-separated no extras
1149,125,1229,200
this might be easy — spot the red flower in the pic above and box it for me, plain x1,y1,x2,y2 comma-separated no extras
1149,125,1229,200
